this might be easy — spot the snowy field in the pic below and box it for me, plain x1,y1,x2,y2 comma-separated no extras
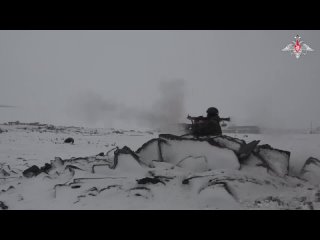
1,123,320,210
226,133,320,176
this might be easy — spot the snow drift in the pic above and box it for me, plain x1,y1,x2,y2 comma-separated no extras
4,126,320,210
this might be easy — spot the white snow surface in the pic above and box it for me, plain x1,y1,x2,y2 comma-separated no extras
1,123,320,210
300,158,320,186
159,137,240,171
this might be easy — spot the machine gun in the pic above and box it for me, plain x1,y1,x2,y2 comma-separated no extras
187,115,231,123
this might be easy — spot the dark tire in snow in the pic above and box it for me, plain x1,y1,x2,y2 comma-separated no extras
23,165,41,178
64,137,74,144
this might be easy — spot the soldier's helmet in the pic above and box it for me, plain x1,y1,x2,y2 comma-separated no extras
206,107,219,117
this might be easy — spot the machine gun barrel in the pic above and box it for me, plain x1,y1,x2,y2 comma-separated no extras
220,117,231,122
187,115,231,122
187,115,204,120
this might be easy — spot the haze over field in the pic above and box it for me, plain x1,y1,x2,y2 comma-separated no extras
2,31,320,210
1,30,320,130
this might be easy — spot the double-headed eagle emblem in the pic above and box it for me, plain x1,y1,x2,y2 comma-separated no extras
282,35,313,59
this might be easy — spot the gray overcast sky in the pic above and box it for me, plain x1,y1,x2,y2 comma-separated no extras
0,30,319,129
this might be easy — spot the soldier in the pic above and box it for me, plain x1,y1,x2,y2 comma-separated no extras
187,107,230,136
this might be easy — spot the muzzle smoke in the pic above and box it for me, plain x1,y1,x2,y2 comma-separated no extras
69,79,186,129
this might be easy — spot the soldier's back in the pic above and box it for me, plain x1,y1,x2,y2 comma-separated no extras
206,117,222,136
192,117,221,136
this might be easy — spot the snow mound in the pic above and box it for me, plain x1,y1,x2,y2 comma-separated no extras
134,134,292,175
300,157,320,185
255,144,290,177
212,135,245,152
197,183,241,210
158,134,240,171
135,138,166,167
112,146,148,176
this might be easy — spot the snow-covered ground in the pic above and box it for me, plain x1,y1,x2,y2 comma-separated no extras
229,133,320,176
0,124,154,168
1,123,320,210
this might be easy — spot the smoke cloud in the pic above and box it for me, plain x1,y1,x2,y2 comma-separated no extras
68,79,186,129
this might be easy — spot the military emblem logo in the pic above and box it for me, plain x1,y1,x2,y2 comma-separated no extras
282,35,313,59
